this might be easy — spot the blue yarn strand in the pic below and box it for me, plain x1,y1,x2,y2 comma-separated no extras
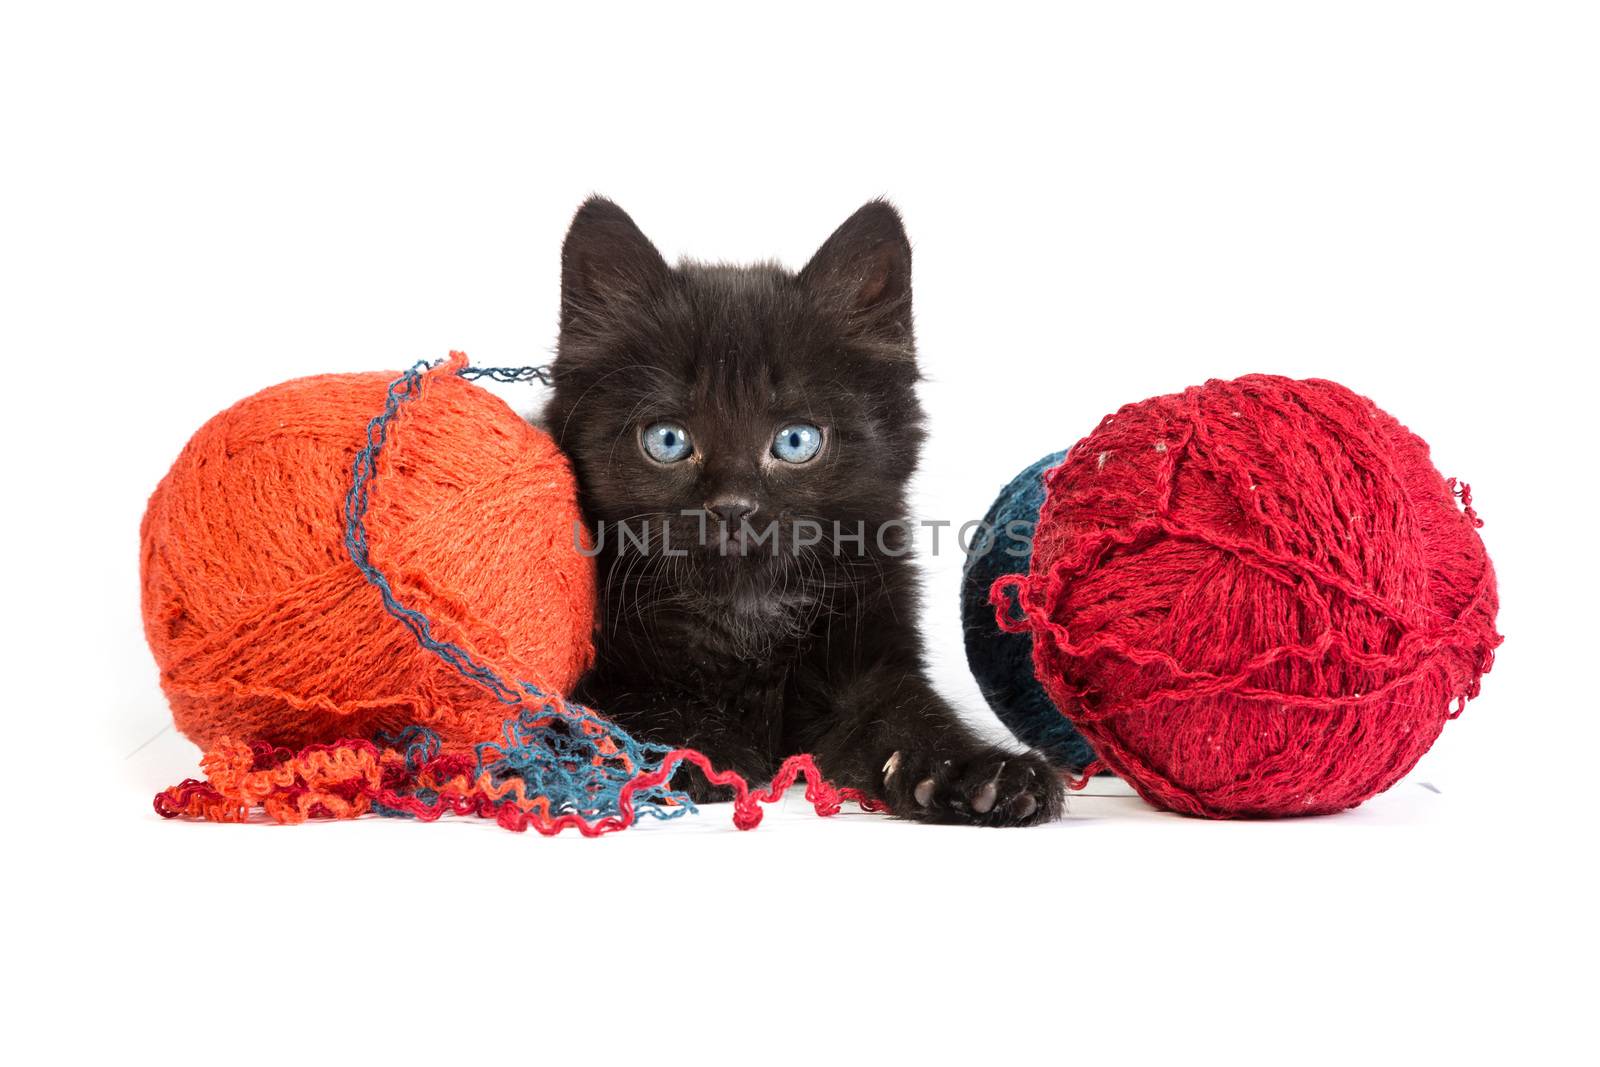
345,358,694,824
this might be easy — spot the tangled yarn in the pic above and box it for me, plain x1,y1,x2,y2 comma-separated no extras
994,375,1501,818
153,730,867,835
148,354,879,834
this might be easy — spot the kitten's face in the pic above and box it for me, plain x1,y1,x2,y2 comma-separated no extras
546,198,925,599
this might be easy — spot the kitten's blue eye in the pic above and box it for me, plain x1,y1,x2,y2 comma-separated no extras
642,421,693,463
772,423,823,464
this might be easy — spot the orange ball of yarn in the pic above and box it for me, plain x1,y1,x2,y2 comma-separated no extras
140,359,595,751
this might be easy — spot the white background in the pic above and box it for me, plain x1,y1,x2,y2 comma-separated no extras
4,2,1596,1063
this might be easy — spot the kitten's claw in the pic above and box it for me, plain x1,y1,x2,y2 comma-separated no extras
880,747,1061,827
882,750,903,787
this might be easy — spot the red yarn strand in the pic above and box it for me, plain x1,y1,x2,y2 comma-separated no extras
155,736,883,834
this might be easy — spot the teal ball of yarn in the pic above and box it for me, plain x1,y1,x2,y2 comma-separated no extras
961,451,1100,771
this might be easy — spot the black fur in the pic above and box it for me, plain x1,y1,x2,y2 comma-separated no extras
544,197,1063,826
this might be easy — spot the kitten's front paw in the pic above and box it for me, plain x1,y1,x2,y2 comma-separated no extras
880,745,1063,827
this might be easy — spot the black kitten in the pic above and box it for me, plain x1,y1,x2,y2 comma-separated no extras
543,197,1063,826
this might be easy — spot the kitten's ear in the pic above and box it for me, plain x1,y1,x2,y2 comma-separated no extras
799,199,913,340
560,197,670,332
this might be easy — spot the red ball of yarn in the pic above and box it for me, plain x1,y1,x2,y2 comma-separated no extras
141,358,595,751
995,375,1500,818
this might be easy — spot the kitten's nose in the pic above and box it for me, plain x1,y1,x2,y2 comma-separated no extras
706,496,759,527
